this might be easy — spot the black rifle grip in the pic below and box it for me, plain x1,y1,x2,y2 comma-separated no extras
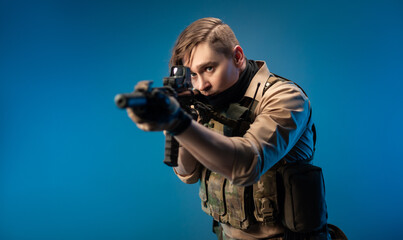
163,134,179,167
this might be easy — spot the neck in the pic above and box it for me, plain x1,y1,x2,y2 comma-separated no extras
206,59,259,109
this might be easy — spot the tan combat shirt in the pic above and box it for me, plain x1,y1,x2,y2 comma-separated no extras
174,61,315,239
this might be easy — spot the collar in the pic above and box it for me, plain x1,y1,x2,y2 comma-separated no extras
243,61,272,102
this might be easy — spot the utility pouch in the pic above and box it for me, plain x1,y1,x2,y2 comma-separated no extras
224,182,252,229
199,168,252,230
200,169,226,220
277,163,327,233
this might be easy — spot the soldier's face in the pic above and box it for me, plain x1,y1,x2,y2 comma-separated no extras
183,42,244,96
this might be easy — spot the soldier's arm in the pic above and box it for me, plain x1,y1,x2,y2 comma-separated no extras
174,145,199,175
174,121,237,180
174,81,310,186
173,145,202,184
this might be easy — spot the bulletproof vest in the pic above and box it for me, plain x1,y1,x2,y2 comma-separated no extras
198,74,301,230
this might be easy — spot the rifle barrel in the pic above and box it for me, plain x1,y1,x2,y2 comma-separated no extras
114,92,147,109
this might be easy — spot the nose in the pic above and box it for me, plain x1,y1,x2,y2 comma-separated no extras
198,77,212,93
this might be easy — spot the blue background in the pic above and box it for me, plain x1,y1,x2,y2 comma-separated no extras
1,0,402,239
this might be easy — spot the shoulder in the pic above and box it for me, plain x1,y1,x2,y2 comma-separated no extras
263,79,308,101
255,79,310,119
244,61,308,101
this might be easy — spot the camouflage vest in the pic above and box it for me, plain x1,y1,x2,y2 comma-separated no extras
198,74,296,230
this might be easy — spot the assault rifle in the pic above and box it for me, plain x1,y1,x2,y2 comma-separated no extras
115,66,243,167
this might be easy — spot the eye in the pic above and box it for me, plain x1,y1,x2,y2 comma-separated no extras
205,66,214,72
190,72,197,78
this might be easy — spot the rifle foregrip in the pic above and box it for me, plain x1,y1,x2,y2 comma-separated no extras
164,134,179,167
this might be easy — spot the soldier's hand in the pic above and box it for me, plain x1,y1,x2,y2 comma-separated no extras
127,88,192,135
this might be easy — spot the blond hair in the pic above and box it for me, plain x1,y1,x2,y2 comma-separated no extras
170,17,240,67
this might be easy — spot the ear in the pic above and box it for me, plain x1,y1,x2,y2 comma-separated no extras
233,45,245,69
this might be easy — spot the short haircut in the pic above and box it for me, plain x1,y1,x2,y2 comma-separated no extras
170,17,240,67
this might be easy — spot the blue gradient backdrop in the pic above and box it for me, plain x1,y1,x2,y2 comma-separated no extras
1,0,402,239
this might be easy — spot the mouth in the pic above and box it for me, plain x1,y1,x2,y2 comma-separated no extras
201,91,216,97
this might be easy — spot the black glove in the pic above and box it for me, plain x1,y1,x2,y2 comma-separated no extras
127,82,192,135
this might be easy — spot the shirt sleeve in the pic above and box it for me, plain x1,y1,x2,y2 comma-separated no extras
173,146,202,184
230,81,311,186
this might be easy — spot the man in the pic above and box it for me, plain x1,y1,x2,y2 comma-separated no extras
127,17,327,240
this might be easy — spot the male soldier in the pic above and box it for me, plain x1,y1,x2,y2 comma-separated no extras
127,18,329,240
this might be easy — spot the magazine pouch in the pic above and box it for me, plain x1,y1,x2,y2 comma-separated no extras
277,163,327,233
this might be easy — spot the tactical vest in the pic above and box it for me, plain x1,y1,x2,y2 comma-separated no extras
198,74,314,230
